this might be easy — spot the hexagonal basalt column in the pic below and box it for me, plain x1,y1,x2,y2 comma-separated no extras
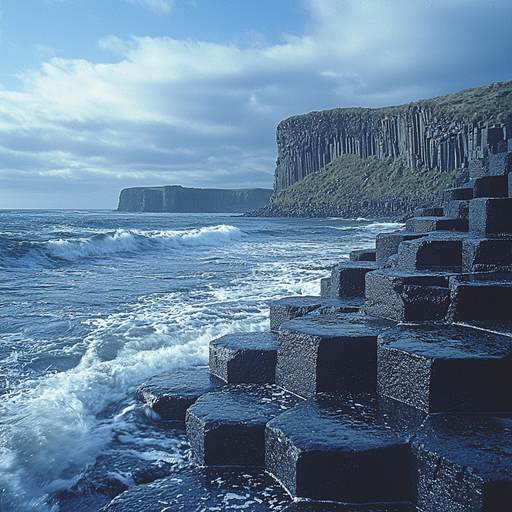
377,324,512,413
405,217,468,233
329,261,386,298
270,296,364,332
412,414,512,511
136,366,222,423
375,232,427,262
469,197,512,234
265,395,411,504
365,269,452,322
462,237,512,272
276,314,394,398
185,384,301,467
282,504,415,512
209,332,277,384
398,238,462,270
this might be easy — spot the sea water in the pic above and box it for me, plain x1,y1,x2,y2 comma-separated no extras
0,210,400,511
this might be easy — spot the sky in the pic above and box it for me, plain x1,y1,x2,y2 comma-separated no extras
0,0,511,209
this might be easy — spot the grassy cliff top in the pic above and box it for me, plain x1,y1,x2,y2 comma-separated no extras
282,80,512,126
271,154,459,206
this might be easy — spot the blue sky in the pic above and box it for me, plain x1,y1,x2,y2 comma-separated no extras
1,0,512,209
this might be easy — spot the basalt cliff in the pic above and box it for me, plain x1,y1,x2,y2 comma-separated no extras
116,185,273,213
250,80,512,218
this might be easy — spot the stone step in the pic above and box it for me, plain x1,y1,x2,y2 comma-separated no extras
265,394,411,504
412,414,512,511
327,261,387,298
405,217,469,233
397,237,462,270
442,187,473,202
469,197,512,234
135,366,223,424
447,273,512,322
270,296,364,332
365,269,453,322
472,175,509,198
489,150,512,176
375,232,428,262
185,384,301,467
443,199,469,220
276,314,395,398
462,237,512,272
377,324,512,413
349,249,377,262
100,467,292,511
413,207,444,217
209,332,277,384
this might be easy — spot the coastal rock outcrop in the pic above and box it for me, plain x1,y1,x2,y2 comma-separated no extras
116,185,273,213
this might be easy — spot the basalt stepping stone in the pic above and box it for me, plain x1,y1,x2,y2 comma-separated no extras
100,467,292,511
270,296,364,333
185,384,301,467
469,197,512,234
412,414,512,511
375,232,428,262
447,273,512,322
276,314,395,398
365,269,453,322
472,175,509,198
443,199,470,220
377,324,512,413
349,249,377,262
405,217,468,233
442,187,473,202
397,238,462,270
209,332,277,384
136,366,223,424
462,237,512,272
329,261,386,298
265,394,411,504
282,504,416,512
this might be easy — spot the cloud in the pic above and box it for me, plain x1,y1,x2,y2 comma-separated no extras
125,0,174,14
1,0,512,208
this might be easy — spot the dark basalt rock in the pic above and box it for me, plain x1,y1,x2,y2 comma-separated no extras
365,269,453,322
136,366,223,423
443,187,474,202
412,414,512,512
329,262,386,298
270,296,364,332
185,384,301,467
349,249,377,262
265,394,411,504
489,150,512,176
469,197,512,234
209,332,277,384
375,232,428,262
282,504,416,512
377,324,512,413
447,273,512,322
462,237,512,272
397,238,462,270
472,175,509,198
405,216,469,233
413,207,444,217
443,199,470,220
276,314,395,398
100,467,292,511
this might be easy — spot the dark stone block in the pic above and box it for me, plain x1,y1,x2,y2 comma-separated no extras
489,151,512,176
365,269,452,322
320,277,331,297
413,207,444,217
468,158,489,179
447,273,512,321
398,238,462,270
185,384,301,466
100,467,292,511
330,261,385,297
276,314,394,398
412,415,512,512
270,296,364,332
375,232,427,261
377,324,512,413
265,395,411,503
463,237,512,272
443,200,469,220
406,217,468,233
473,175,509,197
209,332,277,384
349,249,377,262
282,503,416,512
469,197,512,234
509,171,512,198
135,366,222,423
442,187,473,202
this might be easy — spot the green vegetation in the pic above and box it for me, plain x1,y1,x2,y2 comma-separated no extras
286,80,512,126
271,154,459,206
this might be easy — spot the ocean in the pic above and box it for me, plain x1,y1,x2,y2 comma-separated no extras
0,210,400,511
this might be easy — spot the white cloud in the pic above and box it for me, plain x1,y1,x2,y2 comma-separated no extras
125,0,174,14
1,0,512,208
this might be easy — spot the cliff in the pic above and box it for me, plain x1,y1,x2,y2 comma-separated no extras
274,81,512,192
116,185,273,213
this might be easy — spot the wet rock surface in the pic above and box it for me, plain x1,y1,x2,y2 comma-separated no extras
282,504,416,512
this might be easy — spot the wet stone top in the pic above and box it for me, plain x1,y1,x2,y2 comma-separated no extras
369,268,454,286
413,414,512,479
450,272,512,285
188,384,302,426
267,394,406,452
280,314,395,338
211,332,277,351
378,324,512,359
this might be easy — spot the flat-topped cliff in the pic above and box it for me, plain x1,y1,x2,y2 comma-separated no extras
116,185,273,213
